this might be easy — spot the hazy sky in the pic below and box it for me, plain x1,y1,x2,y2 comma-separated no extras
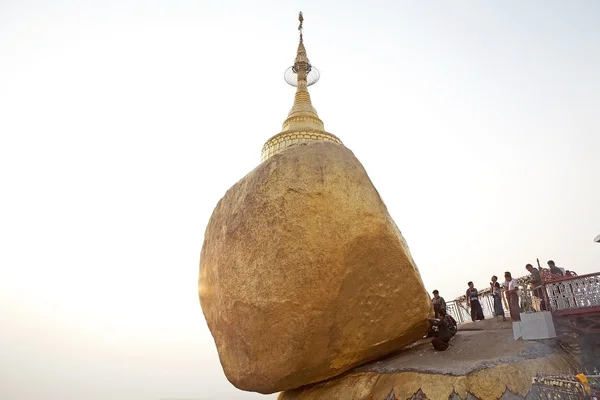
1,1,599,399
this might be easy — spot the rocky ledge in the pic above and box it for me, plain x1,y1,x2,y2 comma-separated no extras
279,319,580,400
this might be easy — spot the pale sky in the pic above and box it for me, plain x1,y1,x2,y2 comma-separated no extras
1,1,599,399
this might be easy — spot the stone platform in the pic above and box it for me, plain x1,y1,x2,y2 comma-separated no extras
278,318,580,400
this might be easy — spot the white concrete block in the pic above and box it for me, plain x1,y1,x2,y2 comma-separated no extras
520,313,533,322
535,323,548,338
533,312,545,321
519,311,556,340
513,321,522,340
538,323,549,337
544,312,557,337
522,325,535,340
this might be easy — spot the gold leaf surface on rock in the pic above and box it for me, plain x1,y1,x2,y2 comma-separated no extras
199,141,431,393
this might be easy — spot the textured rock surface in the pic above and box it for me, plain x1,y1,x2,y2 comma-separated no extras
278,326,580,400
199,141,431,394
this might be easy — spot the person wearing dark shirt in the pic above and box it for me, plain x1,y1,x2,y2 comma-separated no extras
466,281,485,322
431,290,446,318
547,260,564,276
490,275,498,291
527,264,542,286
428,317,451,351
492,282,506,321
526,263,545,311
439,308,457,337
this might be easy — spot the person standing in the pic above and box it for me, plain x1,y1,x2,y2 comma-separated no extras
526,263,545,311
547,260,576,308
439,308,457,337
431,290,446,318
492,282,506,321
547,260,564,277
504,271,521,321
490,275,498,291
466,282,484,322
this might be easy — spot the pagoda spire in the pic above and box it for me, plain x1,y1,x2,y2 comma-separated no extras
282,11,322,131
261,12,342,162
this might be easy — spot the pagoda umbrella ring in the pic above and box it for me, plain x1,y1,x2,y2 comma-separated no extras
284,65,320,87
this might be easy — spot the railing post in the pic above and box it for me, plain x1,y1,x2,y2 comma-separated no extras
541,282,552,312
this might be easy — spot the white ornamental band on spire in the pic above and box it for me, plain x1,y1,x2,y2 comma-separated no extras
260,12,342,162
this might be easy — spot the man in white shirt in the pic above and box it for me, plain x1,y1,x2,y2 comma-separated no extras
503,271,521,321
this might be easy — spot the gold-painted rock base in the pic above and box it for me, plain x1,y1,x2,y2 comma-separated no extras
279,356,576,400
278,326,580,400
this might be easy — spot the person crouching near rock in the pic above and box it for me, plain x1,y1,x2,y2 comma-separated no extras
439,308,457,337
428,315,453,351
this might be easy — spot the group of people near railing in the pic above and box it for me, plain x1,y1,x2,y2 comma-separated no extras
431,259,578,324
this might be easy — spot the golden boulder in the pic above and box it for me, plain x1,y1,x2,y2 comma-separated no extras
199,141,431,394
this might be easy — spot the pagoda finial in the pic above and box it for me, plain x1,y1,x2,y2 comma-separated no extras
260,12,343,161
298,12,304,43
285,12,318,88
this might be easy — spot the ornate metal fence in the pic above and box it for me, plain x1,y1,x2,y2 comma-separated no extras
446,272,600,323
543,272,600,313
519,286,539,313
445,300,469,324
446,293,499,324
449,287,542,324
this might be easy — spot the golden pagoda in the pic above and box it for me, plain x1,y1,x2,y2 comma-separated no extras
261,12,343,161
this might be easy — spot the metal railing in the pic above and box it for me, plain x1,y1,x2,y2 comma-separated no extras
542,272,600,314
444,272,600,323
445,300,469,324
447,287,541,324
446,292,505,324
